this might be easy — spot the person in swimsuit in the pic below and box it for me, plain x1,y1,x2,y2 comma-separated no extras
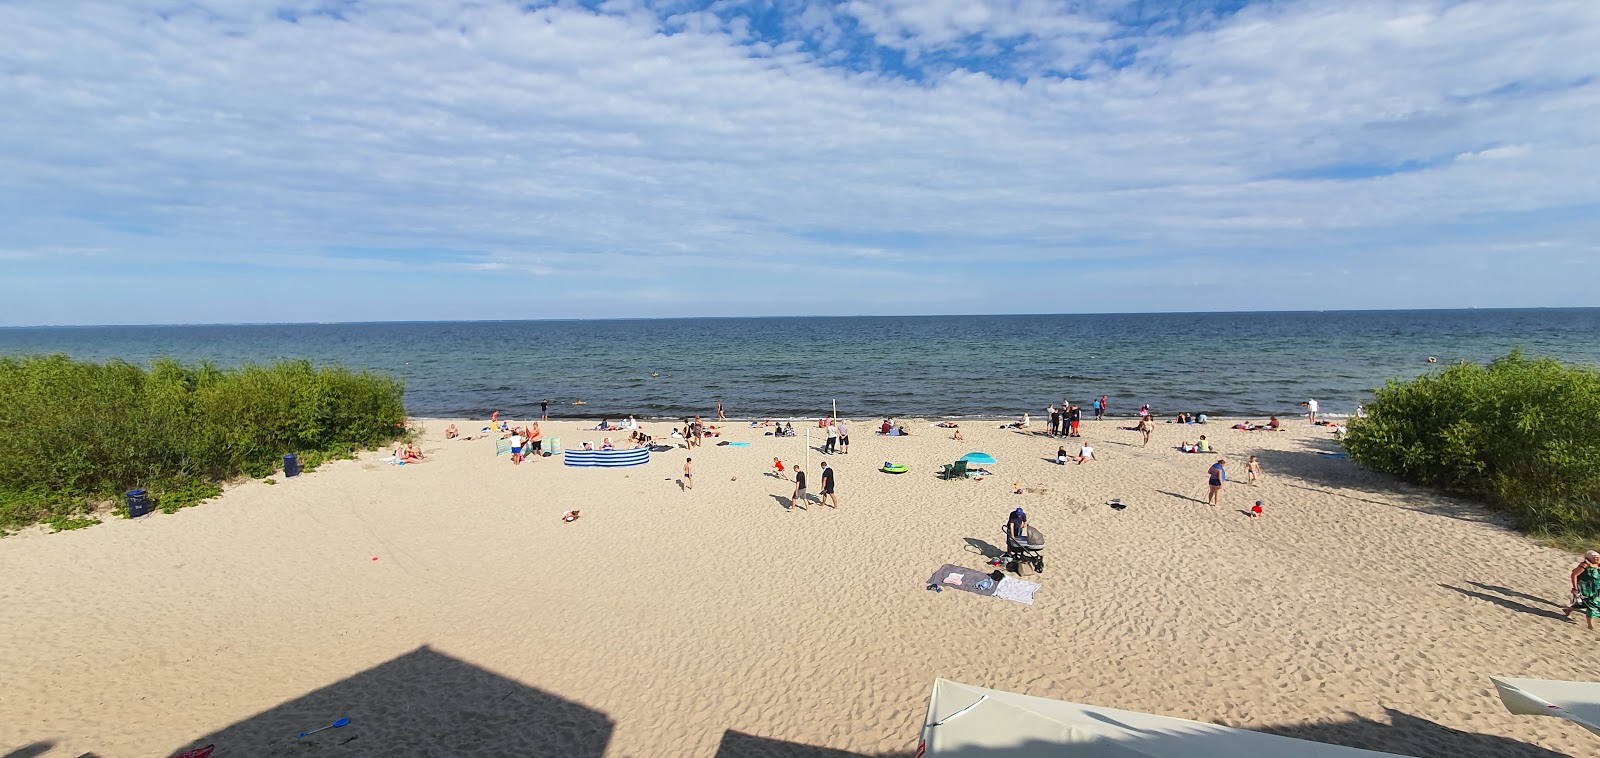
1246,455,1262,484
1138,415,1153,446
445,423,458,439
1207,459,1227,507
683,457,694,490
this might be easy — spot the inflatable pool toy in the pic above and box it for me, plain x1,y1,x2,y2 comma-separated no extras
881,463,909,474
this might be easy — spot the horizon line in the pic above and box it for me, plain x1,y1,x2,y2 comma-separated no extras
3,305,1596,330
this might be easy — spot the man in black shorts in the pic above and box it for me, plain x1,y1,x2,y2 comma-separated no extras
819,461,838,509
541,398,549,420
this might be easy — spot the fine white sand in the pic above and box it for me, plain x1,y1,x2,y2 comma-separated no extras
2,416,1597,757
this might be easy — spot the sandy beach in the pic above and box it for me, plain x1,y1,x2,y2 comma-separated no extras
2,415,1597,757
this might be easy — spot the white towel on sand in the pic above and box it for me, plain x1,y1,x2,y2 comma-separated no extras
994,577,1040,605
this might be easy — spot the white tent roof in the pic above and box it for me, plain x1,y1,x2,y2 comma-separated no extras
919,679,1413,757
1492,676,1600,737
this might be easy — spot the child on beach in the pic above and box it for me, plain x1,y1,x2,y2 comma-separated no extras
1250,500,1263,518
1246,456,1262,483
773,457,788,480
683,458,694,490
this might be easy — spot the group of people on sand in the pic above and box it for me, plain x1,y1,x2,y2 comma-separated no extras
391,441,425,463
505,422,544,464
879,418,911,436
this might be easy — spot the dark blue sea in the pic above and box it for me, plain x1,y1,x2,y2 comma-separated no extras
3,310,1598,420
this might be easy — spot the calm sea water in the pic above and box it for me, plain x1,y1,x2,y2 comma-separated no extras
3,310,1598,420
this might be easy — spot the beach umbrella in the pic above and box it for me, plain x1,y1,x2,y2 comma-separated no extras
1492,676,1600,737
959,452,997,465
918,679,1414,757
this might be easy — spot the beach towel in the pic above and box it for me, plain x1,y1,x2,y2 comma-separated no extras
925,564,999,597
994,577,1041,605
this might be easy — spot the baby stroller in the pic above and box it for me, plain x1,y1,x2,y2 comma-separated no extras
1002,524,1045,576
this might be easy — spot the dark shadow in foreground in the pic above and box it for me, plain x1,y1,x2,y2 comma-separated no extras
714,730,913,758
167,646,612,758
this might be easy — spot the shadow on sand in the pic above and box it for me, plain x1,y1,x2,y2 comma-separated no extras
166,646,613,757
1439,584,1571,622
1248,442,1516,528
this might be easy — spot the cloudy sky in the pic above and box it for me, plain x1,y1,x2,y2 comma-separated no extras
2,0,1597,325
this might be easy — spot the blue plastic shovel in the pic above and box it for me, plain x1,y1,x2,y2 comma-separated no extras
297,717,350,739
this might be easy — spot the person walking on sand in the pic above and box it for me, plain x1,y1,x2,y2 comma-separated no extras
824,420,838,454
1304,398,1319,424
772,457,788,480
1207,459,1227,506
820,461,838,509
683,457,694,490
791,466,808,509
839,419,850,454
541,398,549,420
1138,414,1153,446
1096,395,1108,421
1563,551,1600,630
716,399,726,420
1246,455,1262,484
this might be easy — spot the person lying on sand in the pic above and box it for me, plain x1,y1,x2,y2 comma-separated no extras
562,510,581,522
935,421,959,428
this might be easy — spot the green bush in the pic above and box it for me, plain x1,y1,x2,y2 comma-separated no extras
1344,350,1600,538
0,355,407,530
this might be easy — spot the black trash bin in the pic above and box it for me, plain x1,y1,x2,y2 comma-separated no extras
125,489,151,518
283,453,301,478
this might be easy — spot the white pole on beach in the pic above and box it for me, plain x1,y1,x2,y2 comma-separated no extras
805,426,811,473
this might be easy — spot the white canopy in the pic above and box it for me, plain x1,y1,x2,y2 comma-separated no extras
919,679,1413,757
1492,676,1600,737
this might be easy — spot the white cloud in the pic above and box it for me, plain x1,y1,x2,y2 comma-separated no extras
0,0,1597,323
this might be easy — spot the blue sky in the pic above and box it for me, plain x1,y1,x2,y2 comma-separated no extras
2,0,1598,325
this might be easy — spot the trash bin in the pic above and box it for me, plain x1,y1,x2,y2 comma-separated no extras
125,489,151,518
283,453,301,477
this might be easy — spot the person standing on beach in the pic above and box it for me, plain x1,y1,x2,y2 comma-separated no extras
1563,551,1600,630
791,466,808,509
1048,404,1060,437
1096,395,1108,421
1137,415,1153,446
541,399,549,420
528,422,543,459
838,420,850,454
820,461,838,509
827,420,841,454
509,429,526,464
1068,404,1082,437
1246,456,1262,484
716,399,726,420
1304,399,1319,424
683,457,694,490
1207,459,1227,506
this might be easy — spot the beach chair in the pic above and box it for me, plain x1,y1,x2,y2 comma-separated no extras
941,460,969,480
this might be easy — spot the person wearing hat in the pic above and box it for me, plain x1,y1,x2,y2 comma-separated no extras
1562,550,1600,630
1006,507,1028,544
